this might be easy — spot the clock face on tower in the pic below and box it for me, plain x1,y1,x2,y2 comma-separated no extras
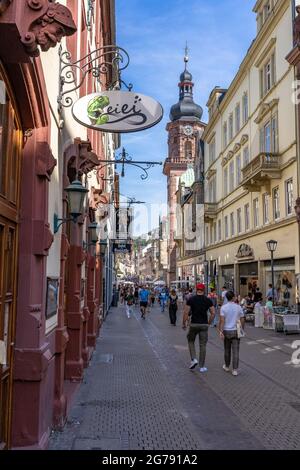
183,125,193,136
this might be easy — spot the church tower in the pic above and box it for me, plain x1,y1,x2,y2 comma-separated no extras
163,48,205,284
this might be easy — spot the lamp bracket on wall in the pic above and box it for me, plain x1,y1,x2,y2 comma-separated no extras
90,147,162,181
53,214,76,234
57,44,133,113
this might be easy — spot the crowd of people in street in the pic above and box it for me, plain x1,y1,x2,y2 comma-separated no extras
116,281,282,377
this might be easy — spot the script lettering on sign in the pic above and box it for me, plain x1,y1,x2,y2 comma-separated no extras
72,91,163,133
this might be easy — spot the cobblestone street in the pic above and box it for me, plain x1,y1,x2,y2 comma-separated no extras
49,304,300,451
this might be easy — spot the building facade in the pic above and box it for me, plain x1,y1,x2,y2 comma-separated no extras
0,0,118,449
203,0,299,304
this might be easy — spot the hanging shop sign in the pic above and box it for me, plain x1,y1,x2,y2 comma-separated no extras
72,91,164,133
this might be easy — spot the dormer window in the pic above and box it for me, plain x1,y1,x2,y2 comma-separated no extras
257,0,274,33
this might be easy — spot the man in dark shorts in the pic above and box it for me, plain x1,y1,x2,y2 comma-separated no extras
139,286,149,319
182,283,215,373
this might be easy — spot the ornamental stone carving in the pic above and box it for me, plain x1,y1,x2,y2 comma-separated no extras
0,0,76,61
294,197,300,223
236,243,254,259
22,1,77,57
294,6,300,46
0,0,12,15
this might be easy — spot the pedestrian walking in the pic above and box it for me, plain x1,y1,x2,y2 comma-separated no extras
218,291,245,376
159,289,167,312
208,287,218,327
182,283,215,373
221,286,228,305
125,289,134,319
150,289,156,307
139,285,149,319
134,286,139,307
168,289,178,326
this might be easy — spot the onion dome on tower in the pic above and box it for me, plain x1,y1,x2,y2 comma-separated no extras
169,47,203,122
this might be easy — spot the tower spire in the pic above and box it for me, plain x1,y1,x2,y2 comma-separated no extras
184,42,189,70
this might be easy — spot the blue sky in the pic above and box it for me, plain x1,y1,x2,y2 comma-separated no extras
115,0,256,236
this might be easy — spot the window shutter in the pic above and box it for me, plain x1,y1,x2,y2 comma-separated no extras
260,69,263,99
260,127,265,152
271,52,276,86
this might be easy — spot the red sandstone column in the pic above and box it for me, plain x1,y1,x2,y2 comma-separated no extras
82,251,90,368
53,233,69,428
87,255,97,350
65,240,85,381
12,127,54,449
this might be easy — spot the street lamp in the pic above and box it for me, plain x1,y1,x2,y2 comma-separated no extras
54,180,89,233
266,240,278,303
83,221,99,250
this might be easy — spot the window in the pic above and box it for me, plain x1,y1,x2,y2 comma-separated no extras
229,113,233,141
229,161,234,193
271,115,278,153
253,198,259,227
245,203,250,231
223,122,227,149
208,177,216,203
218,219,222,241
242,92,248,124
213,222,217,243
224,216,228,239
0,76,21,202
273,186,280,220
243,147,249,167
236,154,242,185
209,138,216,165
224,167,228,197
185,141,192,160
237,208,242,233
230,212,235,236
263,1,271,22
285,179,293,216
260,116,278,153
206,226,209,246
263,193,270,224
260,52,276,97
235,103,241,134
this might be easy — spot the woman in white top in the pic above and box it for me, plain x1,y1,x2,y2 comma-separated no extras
218,291,245,376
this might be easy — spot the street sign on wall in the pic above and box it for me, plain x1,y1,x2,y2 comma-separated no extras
72,91,164,133
113,242,132,253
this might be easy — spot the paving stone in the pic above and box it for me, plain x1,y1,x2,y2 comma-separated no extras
48,303,300,450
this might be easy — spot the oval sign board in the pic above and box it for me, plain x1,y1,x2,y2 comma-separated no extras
72,91,164,133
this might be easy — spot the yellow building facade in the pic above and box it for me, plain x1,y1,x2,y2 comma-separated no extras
203,0,299,305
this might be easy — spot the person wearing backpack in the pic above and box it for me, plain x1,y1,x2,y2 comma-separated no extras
168,289,178,326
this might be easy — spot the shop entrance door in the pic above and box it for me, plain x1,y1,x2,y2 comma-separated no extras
0,67,22,449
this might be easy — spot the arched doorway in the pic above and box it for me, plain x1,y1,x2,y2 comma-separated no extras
0,65,22,449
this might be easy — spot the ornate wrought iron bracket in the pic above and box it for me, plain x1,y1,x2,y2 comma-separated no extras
57,44,133,113
95,147,162,181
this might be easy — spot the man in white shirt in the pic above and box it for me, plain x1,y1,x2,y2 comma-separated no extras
218,291,245,376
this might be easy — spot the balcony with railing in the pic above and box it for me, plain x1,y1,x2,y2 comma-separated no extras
204,203,218,222
242,152,281,191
